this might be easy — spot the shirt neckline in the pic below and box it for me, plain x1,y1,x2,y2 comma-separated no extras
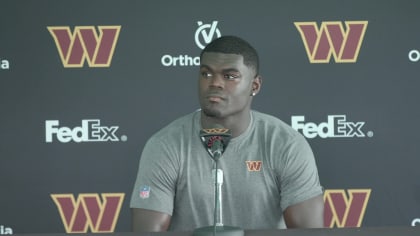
194,110,255,146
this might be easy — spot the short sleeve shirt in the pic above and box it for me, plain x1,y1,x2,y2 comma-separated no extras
130,110,323,231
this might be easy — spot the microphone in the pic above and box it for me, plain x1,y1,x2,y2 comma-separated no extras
199,126,231,161
194,125,244,236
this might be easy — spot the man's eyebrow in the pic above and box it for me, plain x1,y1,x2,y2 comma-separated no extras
200,64,240,73
200,64,212,70
221,68,240,73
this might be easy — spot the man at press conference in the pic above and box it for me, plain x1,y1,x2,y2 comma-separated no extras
130,35,324,232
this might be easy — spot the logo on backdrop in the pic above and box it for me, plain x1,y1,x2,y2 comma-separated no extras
324,189,371,228
408,49,420,62
195,21,222,49
294,21,368,63
412,218,420,226
51,193,124,233
161,20,222,67
48,26,121,68
0,57,10,70
45,119,127,143
291,115,373,139
0,225,13,235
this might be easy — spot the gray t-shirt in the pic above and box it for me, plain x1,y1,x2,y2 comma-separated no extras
130,110,323,230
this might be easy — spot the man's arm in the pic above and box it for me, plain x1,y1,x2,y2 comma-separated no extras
131,208,172,232
283,194,324,228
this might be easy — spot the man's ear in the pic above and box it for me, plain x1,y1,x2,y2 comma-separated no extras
251,75,262,96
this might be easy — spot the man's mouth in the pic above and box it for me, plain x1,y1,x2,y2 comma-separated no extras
208,96,223,102
206,94,225,102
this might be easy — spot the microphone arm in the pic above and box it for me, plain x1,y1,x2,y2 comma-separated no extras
194,126,244,236
213,161,224,227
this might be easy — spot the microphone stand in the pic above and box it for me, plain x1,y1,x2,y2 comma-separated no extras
193,153,244,236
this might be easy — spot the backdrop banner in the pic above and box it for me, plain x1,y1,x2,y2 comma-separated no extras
1,0,419,234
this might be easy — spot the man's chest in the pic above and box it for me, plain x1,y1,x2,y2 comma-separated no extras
176,145,280,204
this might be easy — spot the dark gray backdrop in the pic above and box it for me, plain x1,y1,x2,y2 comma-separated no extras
1,0,419,234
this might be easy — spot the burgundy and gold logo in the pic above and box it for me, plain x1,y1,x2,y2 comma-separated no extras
295,21,368,63
245,161,262,171
51,193,124,233
47,26,121,68
324,189,371,227
202,128,230,134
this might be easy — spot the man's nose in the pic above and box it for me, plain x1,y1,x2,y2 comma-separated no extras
209,74,224,88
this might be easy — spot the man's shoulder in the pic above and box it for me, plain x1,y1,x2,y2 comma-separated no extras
152,110,198,140
251,110,307,144
252,110,284,123
252,110,296,132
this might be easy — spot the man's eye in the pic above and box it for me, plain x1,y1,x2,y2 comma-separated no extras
201,72,212,78
224,74,239,80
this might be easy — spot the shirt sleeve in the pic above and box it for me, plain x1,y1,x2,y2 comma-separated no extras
129,136,179,215
279,134,323,211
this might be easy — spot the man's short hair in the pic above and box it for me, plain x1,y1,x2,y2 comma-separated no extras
200,36,259,75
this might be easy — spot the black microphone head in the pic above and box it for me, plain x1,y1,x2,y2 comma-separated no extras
199,125,231,161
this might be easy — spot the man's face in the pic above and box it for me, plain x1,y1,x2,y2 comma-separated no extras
198,52,257,119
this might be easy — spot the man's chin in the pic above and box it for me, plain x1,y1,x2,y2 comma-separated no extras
202,108,223,118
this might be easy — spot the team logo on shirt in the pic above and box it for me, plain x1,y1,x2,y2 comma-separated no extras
139,185,151,199
202,128,230,134
246,161,262,171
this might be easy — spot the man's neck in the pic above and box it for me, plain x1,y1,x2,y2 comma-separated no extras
200,110,252,138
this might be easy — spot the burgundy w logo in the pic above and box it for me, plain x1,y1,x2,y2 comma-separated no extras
324,189,371,227
51,193,124,233
245,161,262,171
294,21,368,63
48,26,121,68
